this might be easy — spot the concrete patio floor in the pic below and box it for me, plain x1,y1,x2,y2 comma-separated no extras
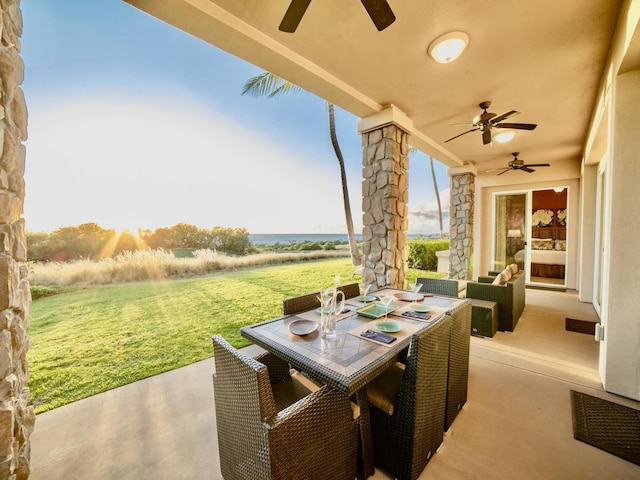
30,288,640,479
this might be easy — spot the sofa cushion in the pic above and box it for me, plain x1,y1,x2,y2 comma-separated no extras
492,272,508,285
502,268,512,280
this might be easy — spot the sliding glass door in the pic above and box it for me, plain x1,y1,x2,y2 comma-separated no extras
494,188,568,287
493,192,526,272
529,188,567,287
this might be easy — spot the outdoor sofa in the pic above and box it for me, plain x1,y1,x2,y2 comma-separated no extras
465,264,525,332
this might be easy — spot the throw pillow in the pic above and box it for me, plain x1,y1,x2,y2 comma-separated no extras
554,240,566,251
509,263,518,275
532,238,554,250
502,268,512,280
492,272,507,285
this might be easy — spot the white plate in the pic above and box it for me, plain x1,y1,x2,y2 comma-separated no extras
410,304,432,313
355,294,377,303
288,319,318,336
372,321,402,333
393,291,423,302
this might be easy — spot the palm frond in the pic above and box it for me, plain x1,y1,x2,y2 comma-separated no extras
241,71,304,98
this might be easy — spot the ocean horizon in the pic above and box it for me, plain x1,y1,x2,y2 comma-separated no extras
248,233,436,245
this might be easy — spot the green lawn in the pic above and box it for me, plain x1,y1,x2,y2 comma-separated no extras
28,258,441,413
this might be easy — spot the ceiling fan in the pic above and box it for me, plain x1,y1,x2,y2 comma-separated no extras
486,152,550,175
445,101,538,145
279,0,396,33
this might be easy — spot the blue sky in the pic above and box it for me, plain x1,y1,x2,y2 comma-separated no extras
21,0,449,235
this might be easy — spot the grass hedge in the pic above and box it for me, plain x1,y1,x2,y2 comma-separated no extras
407,238,449,271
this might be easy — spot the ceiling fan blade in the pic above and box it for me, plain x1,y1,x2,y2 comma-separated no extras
495,122,538,131
496,169,511,176
482,129,492,145
360,0,396,31
523,163,550,168
485,167,507,173
490,110,518,124
279,0,311,32
521,167,535,173
444,127,478,143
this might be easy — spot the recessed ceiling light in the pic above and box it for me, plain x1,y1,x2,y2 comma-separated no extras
427,31,469,63
493,130,516,144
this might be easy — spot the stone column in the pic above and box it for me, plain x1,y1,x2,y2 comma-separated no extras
0,1,34,479
359,113,410,289
448,168,475,280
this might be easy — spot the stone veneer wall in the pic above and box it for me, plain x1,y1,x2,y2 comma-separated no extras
449,172,475,280
0,1,34,479
361,124,409,289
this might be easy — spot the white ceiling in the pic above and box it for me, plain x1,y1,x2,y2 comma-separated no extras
125,0,625,174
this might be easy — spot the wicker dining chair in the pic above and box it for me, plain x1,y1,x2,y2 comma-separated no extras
282,283,360,315
444,299,472,431
416,277,459,297
338,282,360,299
212,335,359,480
282,291,321,315
366,316,452,480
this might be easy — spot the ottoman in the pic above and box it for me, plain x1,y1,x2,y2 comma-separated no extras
470,299,498,337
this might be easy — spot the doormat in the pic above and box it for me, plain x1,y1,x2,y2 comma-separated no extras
565,318,597,335
570,390,640,466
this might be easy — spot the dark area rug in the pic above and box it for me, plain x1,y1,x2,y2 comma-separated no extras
565,318,597,335
571,390,640,466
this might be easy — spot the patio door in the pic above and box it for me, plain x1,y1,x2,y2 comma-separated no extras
529,188,568,287
594,163,607,314
493,192,527,271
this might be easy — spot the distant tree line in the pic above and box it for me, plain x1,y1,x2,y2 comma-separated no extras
27,223,253,262
256,240,344,252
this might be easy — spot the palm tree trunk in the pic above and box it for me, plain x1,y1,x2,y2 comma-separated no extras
327,103,361,265
429,156,444,239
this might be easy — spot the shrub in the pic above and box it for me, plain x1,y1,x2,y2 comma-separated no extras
407,239,449,271
30,285,66,300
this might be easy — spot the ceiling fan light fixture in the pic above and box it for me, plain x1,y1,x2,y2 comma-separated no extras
493,130,516,143
428,31,469,63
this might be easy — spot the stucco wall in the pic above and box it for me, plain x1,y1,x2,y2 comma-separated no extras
602,68,640,401
0,1,34,478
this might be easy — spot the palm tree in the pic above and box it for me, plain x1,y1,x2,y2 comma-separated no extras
429,156,444,239
242,72,362,265
408,148,444,239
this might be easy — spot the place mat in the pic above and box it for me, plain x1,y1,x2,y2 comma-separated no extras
391,303,447,320
295,307,357,323
348,319,423,347
570,390,640,466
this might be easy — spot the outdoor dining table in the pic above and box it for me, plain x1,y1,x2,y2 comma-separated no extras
240,288,465,479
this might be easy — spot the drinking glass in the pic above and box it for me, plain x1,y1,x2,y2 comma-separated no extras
318,289,344,339
409,282,423,303
360,282,372,301
380,295,394,321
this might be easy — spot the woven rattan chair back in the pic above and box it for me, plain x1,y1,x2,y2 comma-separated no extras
283,283,360,315
337,282,360,299
212,335,276,479
212,335,359,480
370,316,452,480
282,291,321,315
444,300,472,431
416,277,459,297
